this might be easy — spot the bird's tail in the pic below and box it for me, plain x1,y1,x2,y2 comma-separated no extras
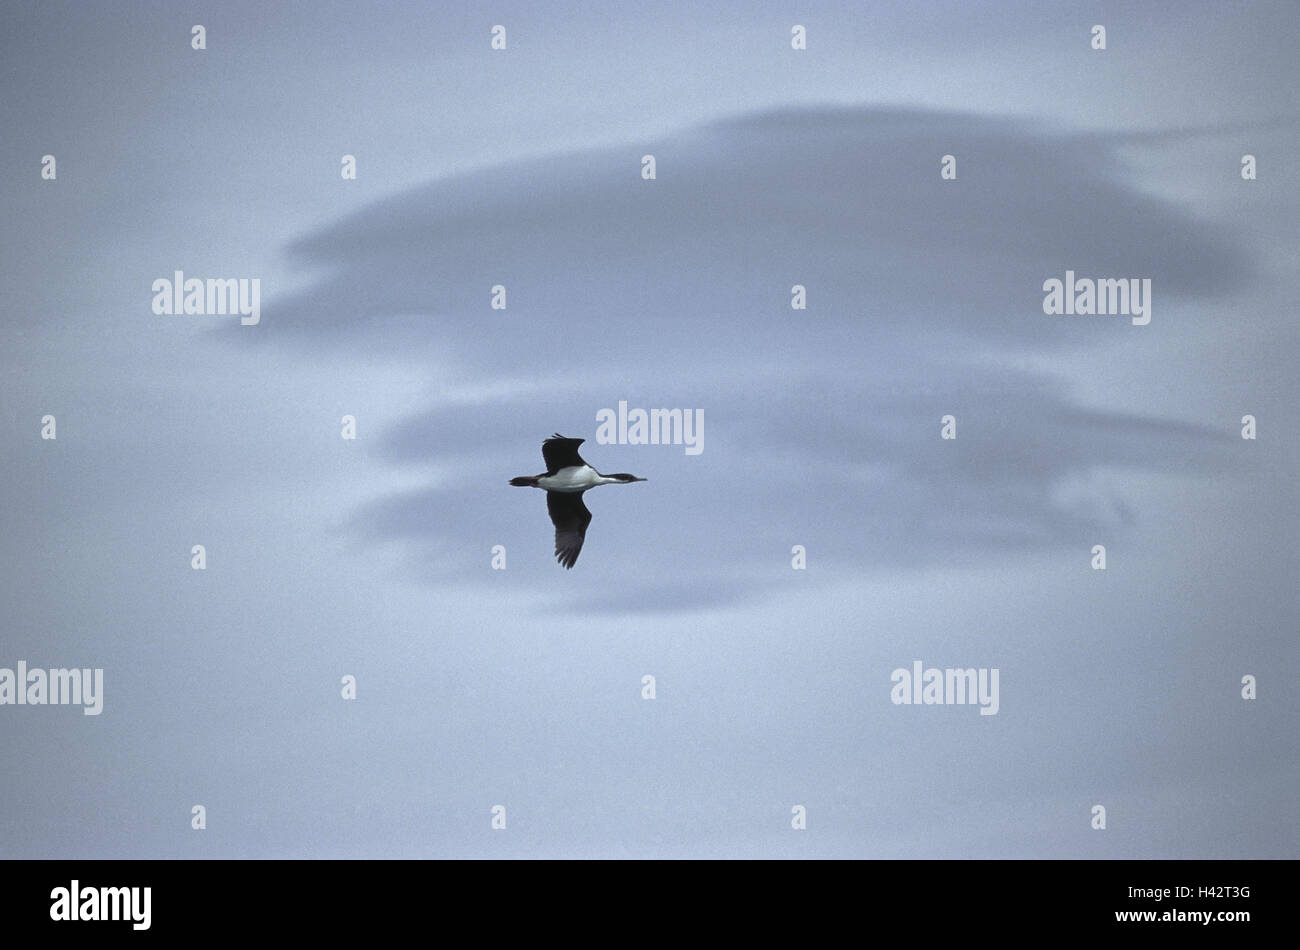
509,476,539,487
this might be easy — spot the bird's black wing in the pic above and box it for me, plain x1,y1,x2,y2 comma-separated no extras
547,490,593,569
542,434,586,473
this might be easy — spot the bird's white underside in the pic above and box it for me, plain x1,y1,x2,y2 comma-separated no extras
538,465,615,492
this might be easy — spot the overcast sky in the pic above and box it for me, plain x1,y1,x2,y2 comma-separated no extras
1,0,1296,857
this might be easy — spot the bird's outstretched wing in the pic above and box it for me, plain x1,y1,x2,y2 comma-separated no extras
542,434,586,473
547,490,593,569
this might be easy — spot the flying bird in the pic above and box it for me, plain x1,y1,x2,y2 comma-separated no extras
510,434,646,568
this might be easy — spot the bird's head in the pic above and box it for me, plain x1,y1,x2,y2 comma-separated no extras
606,473,647,483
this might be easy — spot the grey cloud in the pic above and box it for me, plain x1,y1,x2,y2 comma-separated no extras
256,105,1249,364
256,105,1257,595
348,359,1243,603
